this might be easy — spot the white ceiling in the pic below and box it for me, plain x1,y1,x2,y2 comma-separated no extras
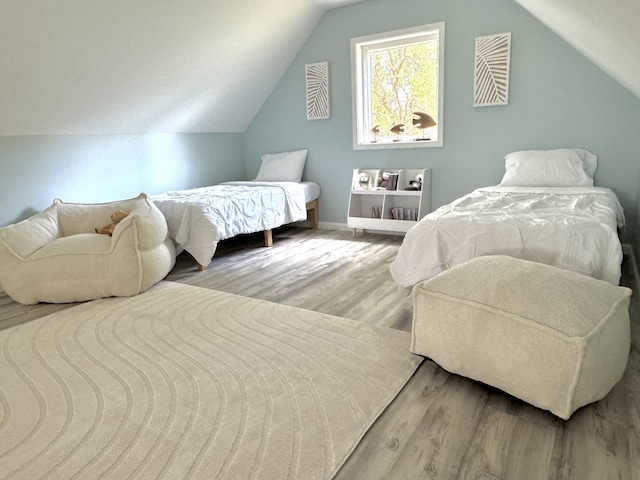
0,0,364,136
514,0,640,100
0,0,636,136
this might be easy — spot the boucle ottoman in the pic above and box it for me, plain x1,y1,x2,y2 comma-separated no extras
411,255,632,419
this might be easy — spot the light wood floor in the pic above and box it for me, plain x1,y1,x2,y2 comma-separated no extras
1,227,639,479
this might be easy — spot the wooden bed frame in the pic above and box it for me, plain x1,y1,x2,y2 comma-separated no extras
196,199,319,271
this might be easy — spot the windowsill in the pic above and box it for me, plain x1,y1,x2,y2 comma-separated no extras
353,138,443,150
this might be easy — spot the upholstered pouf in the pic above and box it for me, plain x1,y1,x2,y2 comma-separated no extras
411,255,632,419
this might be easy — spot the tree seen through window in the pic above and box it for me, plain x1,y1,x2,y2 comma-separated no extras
368,41,438,140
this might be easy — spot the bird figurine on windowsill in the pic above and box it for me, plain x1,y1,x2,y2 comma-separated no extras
390,123,405,142
370,125,380,143
412,112,436,141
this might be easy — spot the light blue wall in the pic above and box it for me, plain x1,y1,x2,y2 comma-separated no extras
0,133,245,226
2,0,639,243
245,0,640,239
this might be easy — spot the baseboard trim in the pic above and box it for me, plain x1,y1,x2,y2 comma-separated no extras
318,222,350,231
294,221,406,235
293,221,347,230
317,222,408,236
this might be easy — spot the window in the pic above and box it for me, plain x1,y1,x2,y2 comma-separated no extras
351,22,444,149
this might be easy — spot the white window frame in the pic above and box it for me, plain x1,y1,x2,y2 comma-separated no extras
351,22,445,150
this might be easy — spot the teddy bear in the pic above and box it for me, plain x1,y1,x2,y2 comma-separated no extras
95,210,129,236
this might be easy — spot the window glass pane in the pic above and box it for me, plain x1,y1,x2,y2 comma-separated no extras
351,23,444,150
367,40,439,142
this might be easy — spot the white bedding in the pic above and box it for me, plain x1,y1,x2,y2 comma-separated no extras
390,186,625,288
152,181,311,267
300,180,321,203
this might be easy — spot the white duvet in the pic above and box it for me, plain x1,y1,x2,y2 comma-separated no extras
390,186,625,288
152,181,307,267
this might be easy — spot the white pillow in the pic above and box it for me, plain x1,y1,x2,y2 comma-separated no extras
499,149,597,187
253,149,308,182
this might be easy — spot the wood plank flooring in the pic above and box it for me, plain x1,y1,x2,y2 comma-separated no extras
1,226,639,479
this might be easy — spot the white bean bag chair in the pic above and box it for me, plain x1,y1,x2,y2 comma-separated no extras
411,255,631,419
0,193,176,305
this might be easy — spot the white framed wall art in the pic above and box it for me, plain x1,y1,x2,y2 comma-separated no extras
305,62,330,120
473,32,511,107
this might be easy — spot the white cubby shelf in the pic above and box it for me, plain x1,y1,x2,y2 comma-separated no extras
347,168,431,235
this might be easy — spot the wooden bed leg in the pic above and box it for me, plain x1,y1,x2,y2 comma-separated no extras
306,200,319,229
197,262,207,271
264,229,273,247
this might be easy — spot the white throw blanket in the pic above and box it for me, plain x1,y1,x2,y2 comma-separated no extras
390,186,625,288
152,182,307,266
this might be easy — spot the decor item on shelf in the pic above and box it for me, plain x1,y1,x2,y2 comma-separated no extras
379,171,389,189
386,173,399,191
391,207,419,220
390,123,405,142
370,125,380,143
474,32,511,107
412,112,436,141
358,172,373,190
305,61,330,120
407,173,424,191
380,170,398,189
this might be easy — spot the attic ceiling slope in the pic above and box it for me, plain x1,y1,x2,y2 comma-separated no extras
514,0,640,100
0,0,328,135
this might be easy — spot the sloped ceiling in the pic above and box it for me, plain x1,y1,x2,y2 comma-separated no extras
0,0,635,136
514,0,640,100
0,0,365,136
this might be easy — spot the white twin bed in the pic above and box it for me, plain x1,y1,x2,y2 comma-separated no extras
151,147,624,284
152,149,320,269
390,149,625,288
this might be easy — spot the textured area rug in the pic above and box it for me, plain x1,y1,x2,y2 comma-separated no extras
0,282,421,480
